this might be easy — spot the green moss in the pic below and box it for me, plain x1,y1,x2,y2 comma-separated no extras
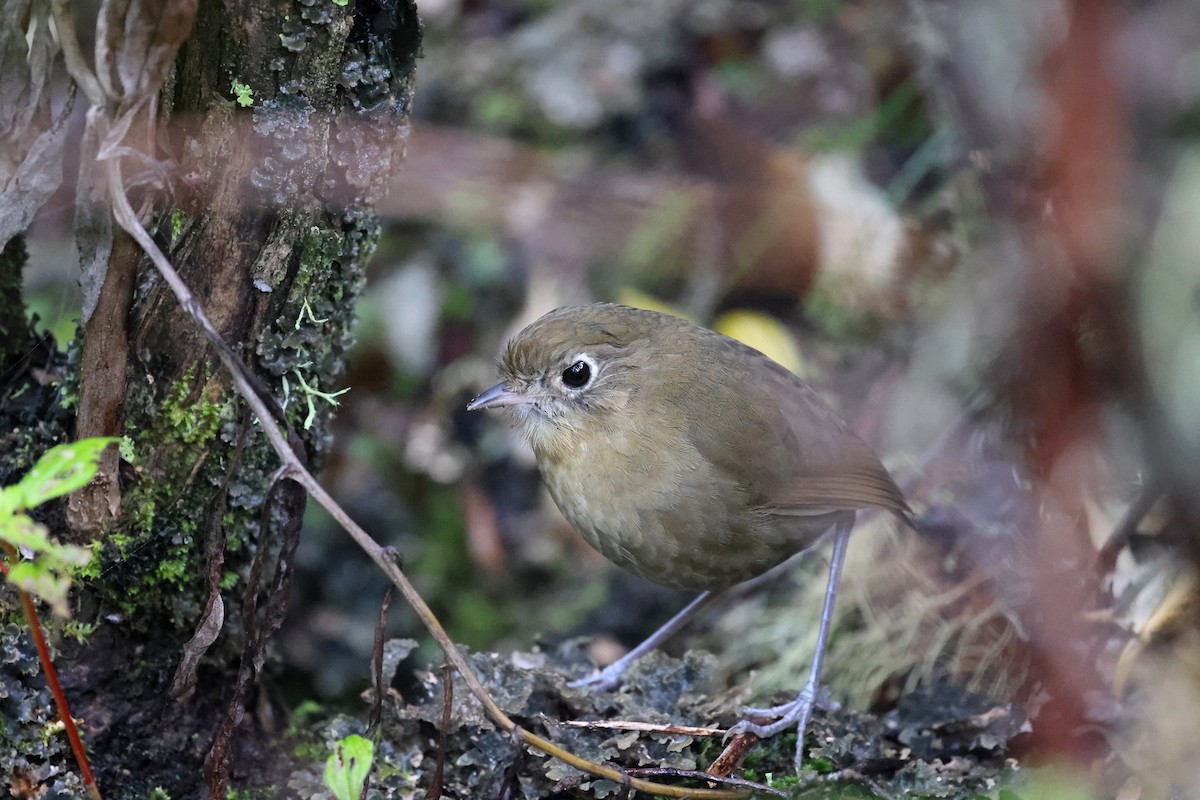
292,740,328,763
170,210,185,242
56,339,80,411
287,700,324,729
767,772,801,790
60,619,96,643
156,552,192,584
806,754,835,774
161,381,224,446
284,701,331,762
742,749,766,770
88,363,238,623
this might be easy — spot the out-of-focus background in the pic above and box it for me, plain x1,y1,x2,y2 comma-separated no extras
22,0,1200,795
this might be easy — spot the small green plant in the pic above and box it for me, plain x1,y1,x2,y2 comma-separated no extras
230,78,254,107
281,368,350,430
118,435,136,464
324,734,374,800
0,438,114,615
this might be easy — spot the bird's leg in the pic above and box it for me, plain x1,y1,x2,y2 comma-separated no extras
569,590,720,691
571,548,817,691
728,513,854,771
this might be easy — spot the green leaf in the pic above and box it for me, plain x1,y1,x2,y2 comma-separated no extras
323,734,374,800
1,439,108,616
6,561,72,617
13,437,118,510
2,516,91,566
1,515,92,616
230,79,255,107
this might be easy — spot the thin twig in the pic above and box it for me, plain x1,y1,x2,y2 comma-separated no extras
560,719,725,737
626,767,785,797
366,573,404,797
368,587,392,740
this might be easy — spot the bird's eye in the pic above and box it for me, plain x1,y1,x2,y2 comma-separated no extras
561,360,592,388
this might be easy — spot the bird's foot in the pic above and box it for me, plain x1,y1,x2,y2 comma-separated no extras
730,692,815,739
567,660,627,692
725,681,820,770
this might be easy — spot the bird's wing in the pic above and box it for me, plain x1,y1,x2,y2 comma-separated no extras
684,348,909,519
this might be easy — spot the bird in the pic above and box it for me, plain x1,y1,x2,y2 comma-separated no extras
467,302,909,769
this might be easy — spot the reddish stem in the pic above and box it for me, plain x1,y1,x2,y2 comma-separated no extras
0,543,102,800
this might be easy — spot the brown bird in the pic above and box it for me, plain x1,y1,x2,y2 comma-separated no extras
467,303,908,768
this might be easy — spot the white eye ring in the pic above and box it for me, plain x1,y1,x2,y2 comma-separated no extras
560,352,598,390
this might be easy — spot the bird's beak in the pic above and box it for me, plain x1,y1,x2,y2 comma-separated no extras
466,381,532,411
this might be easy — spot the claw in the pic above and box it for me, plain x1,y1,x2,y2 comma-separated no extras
723,684,819,769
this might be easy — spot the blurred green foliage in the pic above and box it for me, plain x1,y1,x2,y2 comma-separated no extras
1,438,114,616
